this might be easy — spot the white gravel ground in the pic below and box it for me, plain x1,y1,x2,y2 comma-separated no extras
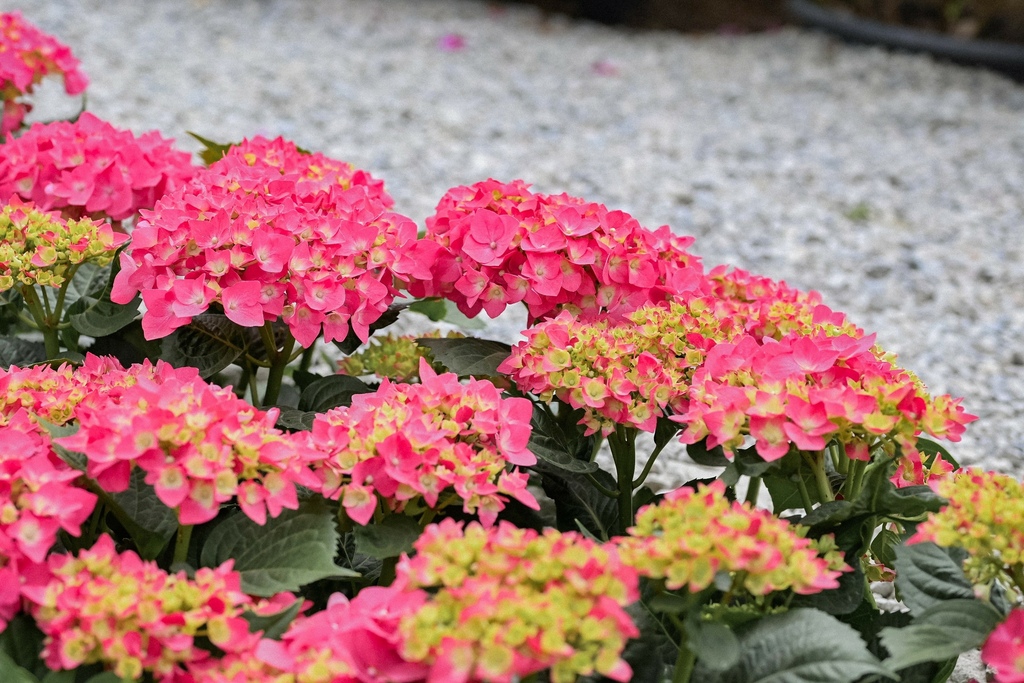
6,1,1020,679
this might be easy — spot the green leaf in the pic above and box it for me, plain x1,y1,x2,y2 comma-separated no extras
333,303,405,355
540,466,621,540
893,542,974,615
408,298,448,321
764,468,820,512
0,652,38,683
415,337,511,378
880,599,1002,671
274,406,317,432
160,313,257,378
688,621,740,672
0,336,47,369
200,508,356,596
40,671,74,683
0,614,44,677
527,403,597,474
62,262,109,308
352,515,424,560
188,131,237,165
69,295,140,338
791,556,864,615
916,437,959,469
83,675,124,683
242,598,304,640
692,608,896,683
297,374,374,413
685,438,730,467
106,467,179,559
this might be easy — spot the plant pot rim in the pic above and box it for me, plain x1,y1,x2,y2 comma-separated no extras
786,0,1024,78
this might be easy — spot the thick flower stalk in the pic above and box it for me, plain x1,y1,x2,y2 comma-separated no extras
0,11,87,137
0,113,196,222
617,480,847,596
395,519,640,683
982,609,1024,683
676,332,976,467
337,330,462,382
22,534,263,680
58,368,321,527
309,358,537,526
112,136,429,349
253,586,429,683
409,178,707,322
909,470,1024,596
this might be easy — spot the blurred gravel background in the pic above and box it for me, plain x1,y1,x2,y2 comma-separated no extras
7,0,1024,492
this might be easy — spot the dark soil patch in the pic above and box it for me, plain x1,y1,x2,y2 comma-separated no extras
502,0,789,33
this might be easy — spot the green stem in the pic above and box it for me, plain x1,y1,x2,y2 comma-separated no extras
807,451,835,503
298,345,315,373
609,425,637,532
673,630,696,683
20,285,61,358
845,458,868,501
379,556,398,587
797,469,815,513
586,471,620,499
633,438,668,489
744,476,762,505
52,263,80,325
173,524,194,566
261,324,295,407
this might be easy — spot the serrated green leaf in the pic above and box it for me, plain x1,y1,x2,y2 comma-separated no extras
160,313,256,378
415,337,511,377
541,466,620,540
352,515,423,560
297,374,374,412
764,468,820,512
893,543,974,615
274,406,317,432
62,262,109,308
688,621,740,672
408,298,448,321
917,437,959,469
527,403,597,474
791,557,864,615
0,615,44,678
0,336,47,369
685,438,730,467
70,295,140,337
693,608,896,683
880,599,1002,671
188,131,237,165
0,651,37,683
106,468,178,559
200,508,356,596
242,598,304,640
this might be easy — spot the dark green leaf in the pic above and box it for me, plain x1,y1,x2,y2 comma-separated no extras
880,599,1002,670
297,374,374,413
870,527,903,569
352,515,423,560
83,674,123,683
647,592,692,615
106,467,179,559
242,598,304,640
63,262,109,308
916,438,959,469
791,557,864,615
40,672,74,683
69,295,140,338
733,445,776,477
893,542,974,615
274,407,317,432
653,416,680,451
338,532,382,584
0,336,47,369
160,313,257,378
0,615,44,678
0,652,37,683
188,131,237,165
687,621,740,672
685,438,730,467
541,467,621,540
415,337,511,378
408,298,448,321
200,508,356,596
764,469,820,512
527,403,598,474
877,484,946,520
333,303,405,354
692,608,896,683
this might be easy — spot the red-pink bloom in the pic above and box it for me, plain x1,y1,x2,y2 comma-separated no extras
0,12,87,137
113,136,427,346
0,112,196,221
983,610,1024,683
309,358,537,526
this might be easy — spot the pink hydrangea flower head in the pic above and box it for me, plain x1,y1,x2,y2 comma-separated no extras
310,358,537,525
0,12,87,137
57,366,321,526
499,299,737,436
396,519,640,683
0,197,127,291
982,609,1024,683
23,534,265,680
617,480,848,595
113,137,427,345
411,179,707,322
0,113,197,221
908,470,1024,591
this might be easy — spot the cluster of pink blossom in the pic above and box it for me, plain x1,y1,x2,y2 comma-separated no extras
407,178,707,322
983,609,1024,683
395,519,640,683
309,358,537,525
58,366,321,525
0,12,87,137
676,331,977,463
112,136,433,345
0,112,197,222
22,534,267,680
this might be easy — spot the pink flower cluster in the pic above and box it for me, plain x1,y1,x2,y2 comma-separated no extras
0,112,197,221
396,519,640,683
309,358,537,525
983,609,1024,683
676,331,976,462
0,11,87,137
407,178,706,322
59,366,321,525
23,535,264,680
112,136,431,345
617,481,847,595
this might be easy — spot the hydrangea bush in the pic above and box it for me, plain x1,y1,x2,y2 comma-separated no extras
0,11,1023,683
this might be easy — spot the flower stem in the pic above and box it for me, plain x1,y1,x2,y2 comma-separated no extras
379,556,398,587
673,630,696,683
20,285,61,358
797,469,815,513
806,451,834,503
744,476,762,505
845,458,868,500
173,524,194,566
609,425,637,532
261,323,295,407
